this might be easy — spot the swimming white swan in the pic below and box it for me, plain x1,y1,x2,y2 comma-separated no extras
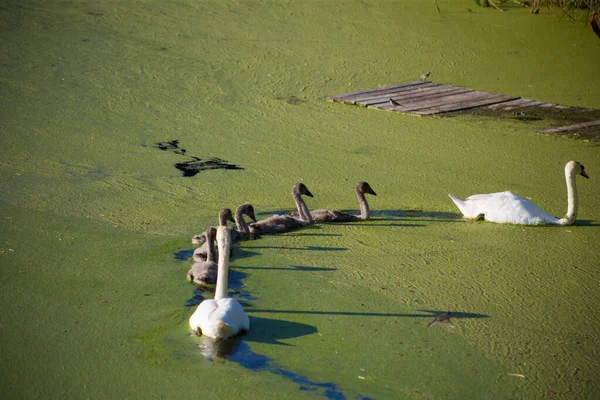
189,227,250,339
448,160,589,226
249,183,314,235
288,181,377,222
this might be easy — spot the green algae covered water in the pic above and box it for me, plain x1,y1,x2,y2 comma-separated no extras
1,1,599,399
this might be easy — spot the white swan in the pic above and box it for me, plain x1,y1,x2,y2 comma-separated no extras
189,226,250,339
288,181,377,222
249,183,314,235
448,161,589,226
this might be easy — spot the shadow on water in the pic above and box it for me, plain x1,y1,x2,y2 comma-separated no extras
185,270,253,308
575,220,600,227
371,209,462,222
285,232,343,237
175,249,194,261
235,265,337,272
247,308,490,321
174,246,261,262
174,156,243,177
192,316,372,400
249,245,348,252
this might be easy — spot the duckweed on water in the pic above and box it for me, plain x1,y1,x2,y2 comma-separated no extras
1,1,599,399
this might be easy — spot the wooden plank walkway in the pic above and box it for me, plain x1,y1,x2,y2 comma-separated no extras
326,80,570,116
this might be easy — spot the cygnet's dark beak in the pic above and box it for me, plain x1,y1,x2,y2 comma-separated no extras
249,213,257,222
229,216,236,223
305,189,314,197
581,170,590,179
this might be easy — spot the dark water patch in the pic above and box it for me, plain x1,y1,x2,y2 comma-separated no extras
153,139,186,154
512,115,543,122
456,105,600,142
185,269,254,307
276,95,304,105
174,156,243,177
148,140,243,176
227,342,363,399
231,246,261,260
185,288,205,307
175,249,194,261
193,317,364,398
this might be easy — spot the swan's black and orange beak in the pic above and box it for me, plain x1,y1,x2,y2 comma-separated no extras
581,167,589,179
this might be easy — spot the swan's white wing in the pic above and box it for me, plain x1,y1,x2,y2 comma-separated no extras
189,299,218,333
189,298,249,339
451,191,559,225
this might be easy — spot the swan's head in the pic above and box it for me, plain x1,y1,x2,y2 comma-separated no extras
357,181,377,196
219,208,236,225
567,161,589,179
293,182,313,197
237,203,257,222
192,234,206,245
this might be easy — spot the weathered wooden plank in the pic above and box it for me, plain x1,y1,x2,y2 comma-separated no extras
362,85,472,107
326,81,426,102
375,88,474,110
387,90,499,113
414,94,520,115
355,83,447,105
540,120,600,133
339,82,438,105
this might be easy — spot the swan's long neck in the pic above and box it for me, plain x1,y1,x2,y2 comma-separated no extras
356,188,370,220
214,227,231,300
294,192,313,223
235,208,249,234
218,213,229,227
205,231,216,262
558,165,578,226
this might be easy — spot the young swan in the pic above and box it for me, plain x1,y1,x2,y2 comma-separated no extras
189,227,250,339
192,208,235,246
288,181,377,222
448,160,589,226
232,203,257,241
192,208,235,262
249,183,314,235
187,227,217,286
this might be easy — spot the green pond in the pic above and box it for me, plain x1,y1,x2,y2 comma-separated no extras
2,0,600,399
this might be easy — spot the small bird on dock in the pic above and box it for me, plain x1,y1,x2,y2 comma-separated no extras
389,98,402,107
419,71,430,81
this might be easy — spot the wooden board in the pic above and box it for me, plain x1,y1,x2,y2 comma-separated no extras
326,81,600,140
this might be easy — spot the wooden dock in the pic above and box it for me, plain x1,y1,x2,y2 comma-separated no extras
326,80,600,140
